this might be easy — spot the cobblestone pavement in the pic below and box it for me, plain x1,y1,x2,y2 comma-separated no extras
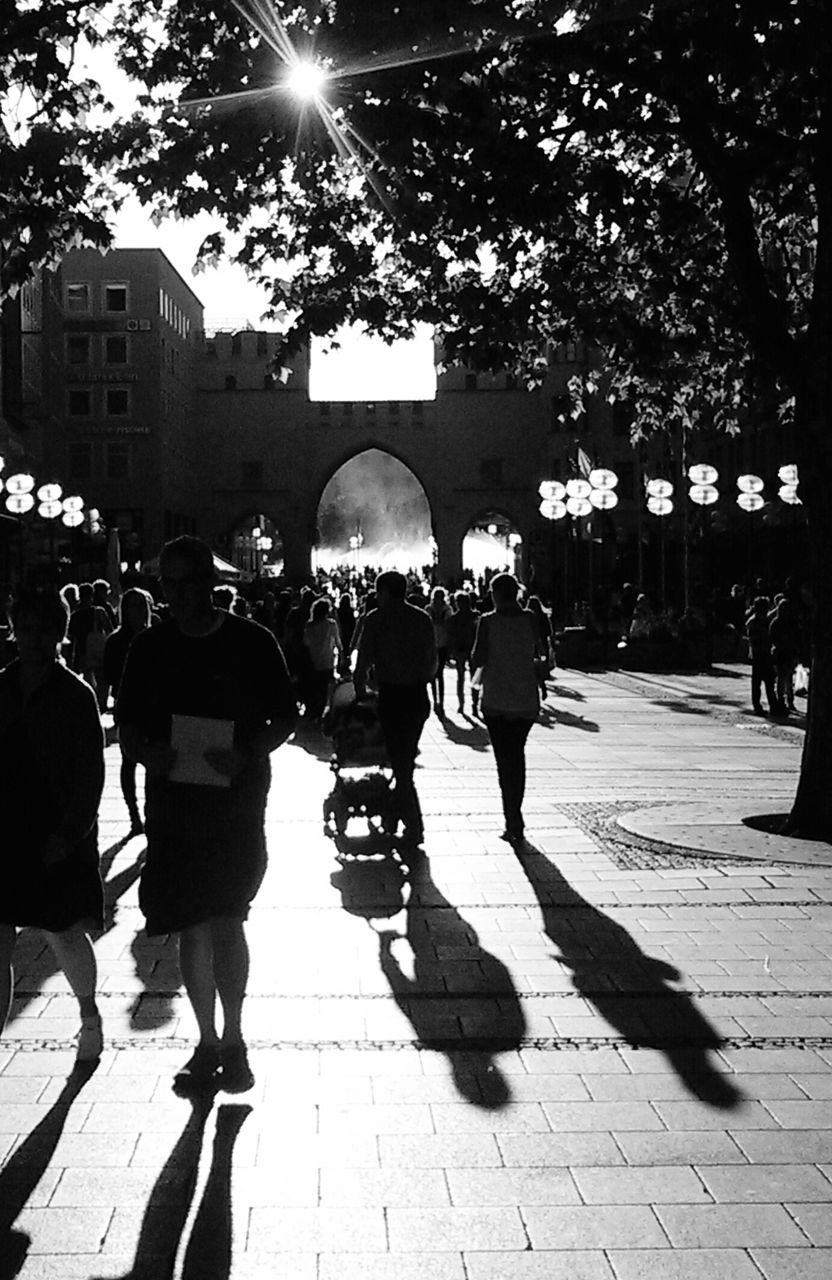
2,666,831,1279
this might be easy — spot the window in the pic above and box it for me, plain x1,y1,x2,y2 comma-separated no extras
65,283,90,314
106,442,130,480
388,401,400,417
480,458,504,486
366,403,376,418
412,401,424,421
68,442,92,480
66,334,90,365
241,460,263,488
67,388,92,417
319,402,331,419
103,283,128,312
104,335,129,366
256,333,268,356
231,333,242,356
225,375,237,391
342,402,353,416
105,387,130,416
464,373,478,391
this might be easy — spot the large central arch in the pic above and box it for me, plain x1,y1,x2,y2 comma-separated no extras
314,448,433,575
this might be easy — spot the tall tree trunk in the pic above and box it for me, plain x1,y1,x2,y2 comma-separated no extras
787,378,832,840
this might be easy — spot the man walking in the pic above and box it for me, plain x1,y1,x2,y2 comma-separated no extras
117,536,296,1092
354,570,437,846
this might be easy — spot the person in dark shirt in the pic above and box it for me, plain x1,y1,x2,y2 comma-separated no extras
117,537,297,1093
101,588,153,832
354,570,437,848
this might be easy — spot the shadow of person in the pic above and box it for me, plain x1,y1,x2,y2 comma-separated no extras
549,682,586,702
437,717,491,751
539,705,600,733
90,1095,216,1280
0,1061,99,1280
515,844,743,1109
180,1104,252,1280
378,851,526,1110
330,844,408,923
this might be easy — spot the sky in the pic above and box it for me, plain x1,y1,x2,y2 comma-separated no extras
113,197,437,401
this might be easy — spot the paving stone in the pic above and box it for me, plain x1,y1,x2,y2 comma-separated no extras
11,1207,113,1254
783,1203,832,1245
464,1252,615,1279
655,1204,808,1248
446,1166,581,1206
606,1249,766,1279
498,1132,625,1167
613,1131,748,1165
522,1203,668,1249
761,1101,832,1129
247,1207,387,1252
320,1166,451,1207
378,1134,502,1168
749,1246,832,1278
387,1206,527,1251
731,1131,832,1164
697,1163,832,1204
571,1165,709,1204
318,1254,466,1280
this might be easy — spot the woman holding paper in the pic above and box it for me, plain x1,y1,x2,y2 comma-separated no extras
117,536,297,1093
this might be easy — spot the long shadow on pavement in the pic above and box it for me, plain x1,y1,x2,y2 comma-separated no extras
0,1061,99,1280
330,835,526,1109
91,1098,250,1280
516,843,743,1110
539,704,600,733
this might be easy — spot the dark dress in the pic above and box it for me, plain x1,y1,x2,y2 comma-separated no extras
115,613,296,935
0,660,105,932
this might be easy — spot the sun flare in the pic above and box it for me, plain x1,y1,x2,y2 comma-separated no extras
286,60,327,101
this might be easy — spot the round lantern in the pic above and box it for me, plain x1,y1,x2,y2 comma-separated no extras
737,474,764,494
5,472,35,496
778,485,802,506
38,500,63,519
539,498,567,520
37,482,63,503
539,480,566,501
5,493,35,515
565,477,592,499
589,468,618,491
62,495,84,514
689,484,719,505
646,478,673,499
647,495,674,517
688,463,718,486
737,492,764,512
590,488,618,510
62,510,85,528
778,464,799,485
566,495,592,517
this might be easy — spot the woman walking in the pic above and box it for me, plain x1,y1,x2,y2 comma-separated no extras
102,587,153,832
0,589,106,1062
471,574,541,845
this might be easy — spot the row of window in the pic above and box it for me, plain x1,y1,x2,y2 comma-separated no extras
68,387,132,418
316,401,426,418
68,440,133,483
66,282,129,314
67,333,130,367
159,289,192,340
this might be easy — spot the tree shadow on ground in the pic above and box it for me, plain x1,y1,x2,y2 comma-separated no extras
515,843,743,1109
329,830,525,1108
0,1061,99,1280
91,1099,251,1280
539,704,600,733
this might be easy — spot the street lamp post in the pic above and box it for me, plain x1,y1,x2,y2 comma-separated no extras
539,480,568,615
646,478,674,612
736,473,765,587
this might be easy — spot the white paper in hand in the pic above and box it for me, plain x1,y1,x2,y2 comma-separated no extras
169,714,234,787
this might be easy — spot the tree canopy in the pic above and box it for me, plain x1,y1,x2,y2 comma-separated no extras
95,0,822,441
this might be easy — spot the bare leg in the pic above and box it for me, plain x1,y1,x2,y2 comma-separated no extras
45,925,99,1016
0,925,16,1035
210,917,249,1046
179,924,219,1046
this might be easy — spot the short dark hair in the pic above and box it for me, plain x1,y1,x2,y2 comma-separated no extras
160,535,215,581
10,588,69,640
490,572,519,603
375,570,407,601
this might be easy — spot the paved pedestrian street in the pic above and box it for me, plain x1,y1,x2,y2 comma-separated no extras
2,665,831,1279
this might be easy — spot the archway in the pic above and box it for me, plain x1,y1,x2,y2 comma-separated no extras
314,449,433,576
227,513,284,579
462,511,523,585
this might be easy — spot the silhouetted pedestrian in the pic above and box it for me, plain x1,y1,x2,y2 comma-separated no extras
472,573,541,845
102,588,153,833
354,570,437,847
447,590,479,714
746,596,778,715
117,537,297,1093
0,589,105,1063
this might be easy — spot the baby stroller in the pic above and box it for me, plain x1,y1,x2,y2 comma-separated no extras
321,679,397,841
